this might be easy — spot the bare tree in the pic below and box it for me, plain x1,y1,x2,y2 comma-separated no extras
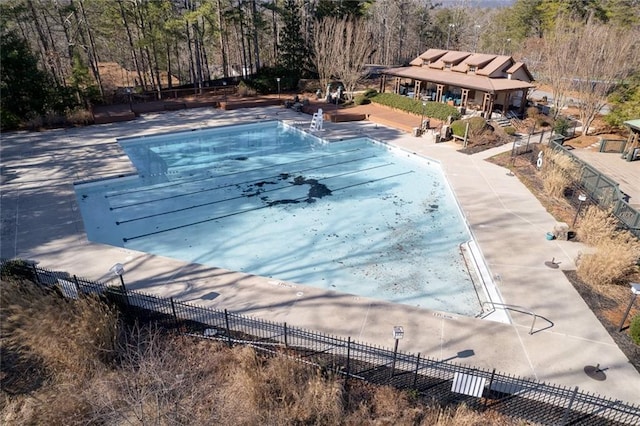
537,18,639,134
536,23,575,118
312,17,340,94
569,21,638,134
332,17,375,101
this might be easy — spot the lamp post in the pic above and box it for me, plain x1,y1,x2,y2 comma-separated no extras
276,77,281,99
109,263,129,305
572,193,587,228
502,38,511,55
618,283,640,331
473,24,481,53
446,24,455,50
222,81,227,102
389,326,404,379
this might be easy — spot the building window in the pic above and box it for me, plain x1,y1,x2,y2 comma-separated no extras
468,66,477,72
444,63,451,69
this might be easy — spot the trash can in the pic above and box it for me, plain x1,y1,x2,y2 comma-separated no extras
413,127,422,137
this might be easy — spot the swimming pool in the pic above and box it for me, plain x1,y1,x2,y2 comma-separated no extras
75,121,485,316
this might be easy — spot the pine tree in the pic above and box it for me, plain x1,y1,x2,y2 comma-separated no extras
278,0,307,80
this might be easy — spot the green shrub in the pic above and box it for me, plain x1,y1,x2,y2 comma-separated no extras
630,314,640,345
554,117,570,136
354,94,371,105
503,126,517,136
370,93,460,121
363,88,377,98
450,116,487,138
450,120,466,137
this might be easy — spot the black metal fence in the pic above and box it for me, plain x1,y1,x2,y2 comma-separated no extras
4,260,640,425
549,136,640,238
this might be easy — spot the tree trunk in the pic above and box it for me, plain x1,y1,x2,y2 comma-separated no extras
117,0,145,90
26,0,59,85
77,0,105,98
251,0,261,71
217,0,229,78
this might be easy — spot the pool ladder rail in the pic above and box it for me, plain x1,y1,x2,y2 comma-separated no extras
478,301,554,335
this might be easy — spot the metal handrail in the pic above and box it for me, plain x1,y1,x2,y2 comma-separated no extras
481,301,540,335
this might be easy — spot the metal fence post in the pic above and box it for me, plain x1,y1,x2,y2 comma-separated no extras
31,264,41,284
484,369,496,411
73,275,80,296
170,297,179,328
283,322,288,348
412,353,421,389
561,386,579,425
224,309,232,348
345,337,351,387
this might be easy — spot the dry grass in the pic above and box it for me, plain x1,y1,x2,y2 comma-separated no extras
576,228,640,287
540,147,580,198
575,205,619,245
1,278,530,425
0,279,118,380
576,206,640,287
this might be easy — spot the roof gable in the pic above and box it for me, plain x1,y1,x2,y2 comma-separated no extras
476,56,512,76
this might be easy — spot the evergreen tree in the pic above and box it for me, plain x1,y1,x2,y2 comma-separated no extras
278,0,307,80
0,30,52,129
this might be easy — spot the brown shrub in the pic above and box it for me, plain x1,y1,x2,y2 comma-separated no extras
576,230,640,287
541,147,579,198
576,205,619,245
67,108,94,126
0,279,118,380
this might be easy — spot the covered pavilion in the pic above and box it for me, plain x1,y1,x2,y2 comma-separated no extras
622,119,640,161
381,49,535,117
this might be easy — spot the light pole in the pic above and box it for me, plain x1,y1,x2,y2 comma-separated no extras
109,263,129,305
222,81,227,102
502,38,511,55
618,283,640,331
389,326,404,379
446,24,455,50
571,193,587,228
276,77,281,99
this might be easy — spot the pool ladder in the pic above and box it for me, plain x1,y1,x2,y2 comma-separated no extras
479,301,545,335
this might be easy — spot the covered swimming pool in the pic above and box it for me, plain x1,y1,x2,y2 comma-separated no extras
75,121,486,316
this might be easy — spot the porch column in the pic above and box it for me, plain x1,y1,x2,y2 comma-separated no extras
482,93,494,116
460,88,469,107
436,84,444,103
394,77,402,95
380,75,386,93
504,92,511,113
414,81,421,99
519,89,527,114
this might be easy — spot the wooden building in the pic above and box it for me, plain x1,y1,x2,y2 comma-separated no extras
382,49,535,117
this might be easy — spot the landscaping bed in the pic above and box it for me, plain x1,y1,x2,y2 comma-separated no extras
488,150,640,372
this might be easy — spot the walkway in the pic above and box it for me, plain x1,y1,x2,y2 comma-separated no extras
1,105,639,405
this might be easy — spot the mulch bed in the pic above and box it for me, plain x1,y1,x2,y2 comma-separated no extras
564,270,640,373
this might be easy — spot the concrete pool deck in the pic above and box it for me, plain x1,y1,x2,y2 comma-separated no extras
1,106,639,404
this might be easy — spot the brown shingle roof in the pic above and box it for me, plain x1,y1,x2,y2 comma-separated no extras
506,62,534,81
475,56,512,76
418,48,448,62
439,51,472,64
384,66,534,93
463,54,496,67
